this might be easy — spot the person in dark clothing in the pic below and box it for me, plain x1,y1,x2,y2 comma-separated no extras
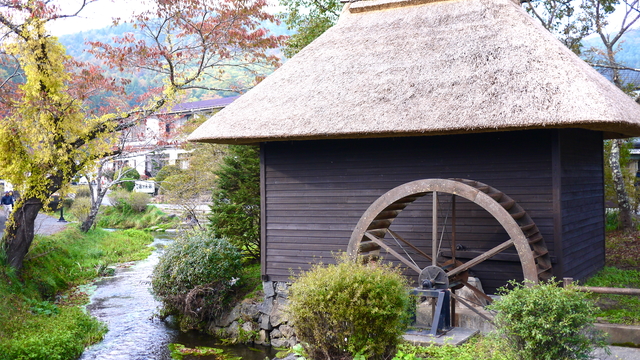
1,191,13,217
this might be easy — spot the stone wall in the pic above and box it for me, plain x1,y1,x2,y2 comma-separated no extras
209,281,297,347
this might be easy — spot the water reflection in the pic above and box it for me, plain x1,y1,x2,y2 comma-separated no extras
79,233,276,360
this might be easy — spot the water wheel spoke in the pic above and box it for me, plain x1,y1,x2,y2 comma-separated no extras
363,232,422,273
447,239,515,277
460,279,493,304
387,228,434,263
450,292,494,324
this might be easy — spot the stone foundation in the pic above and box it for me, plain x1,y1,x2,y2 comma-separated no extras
209,281,296,347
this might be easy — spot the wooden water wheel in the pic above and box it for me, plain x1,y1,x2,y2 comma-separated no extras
347,178,553,301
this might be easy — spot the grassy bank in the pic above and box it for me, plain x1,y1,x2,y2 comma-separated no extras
0,227,154,360
96,204,180,230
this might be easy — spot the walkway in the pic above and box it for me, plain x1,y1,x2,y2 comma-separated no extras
0,213,68,237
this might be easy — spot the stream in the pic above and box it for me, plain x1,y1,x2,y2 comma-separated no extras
79,233,277,360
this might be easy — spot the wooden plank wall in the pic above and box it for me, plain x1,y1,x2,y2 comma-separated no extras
559,129,605,280
261,129,602,293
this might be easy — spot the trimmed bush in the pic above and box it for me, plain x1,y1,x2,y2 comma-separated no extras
151,231,243,330
289,255,412,360
489,280,607,360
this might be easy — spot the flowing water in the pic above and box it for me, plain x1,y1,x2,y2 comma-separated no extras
79,233,277,360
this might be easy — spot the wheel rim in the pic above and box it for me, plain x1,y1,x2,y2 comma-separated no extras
347,178,553,287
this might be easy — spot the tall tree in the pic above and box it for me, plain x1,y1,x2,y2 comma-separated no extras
279,0,341,57
209,145,261,260
0,0,283,271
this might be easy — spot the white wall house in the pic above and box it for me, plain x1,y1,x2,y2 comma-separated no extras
109,96,238,179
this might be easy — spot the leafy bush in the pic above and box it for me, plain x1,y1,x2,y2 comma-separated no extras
151,231,243,330
209,145,260,260
69,196,91,223
117,178,136,192
73,186,92,199
129,192,150,212
488,280,607,360
108,189,149,213
289,255,412,360
108,189,130,209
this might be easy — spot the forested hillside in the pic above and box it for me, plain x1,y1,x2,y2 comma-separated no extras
58,21,292,103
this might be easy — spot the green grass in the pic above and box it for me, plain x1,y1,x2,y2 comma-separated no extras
97,204,180,230
584,267,640,325
0,226,154,360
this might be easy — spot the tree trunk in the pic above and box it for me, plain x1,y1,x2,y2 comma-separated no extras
2,197,43,271
610,139,634,230
80,188,108,232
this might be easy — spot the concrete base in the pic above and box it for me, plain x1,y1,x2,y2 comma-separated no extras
403,327,479,346
595,323,640,346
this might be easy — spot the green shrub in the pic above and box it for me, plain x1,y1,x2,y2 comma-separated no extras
108,189,130,210
605,209,620,232
489,280,607,360
73,186,92,199
117,178,136,192
151,231,243,330
289,255,412,360
129,192,150,212
69,196,91,223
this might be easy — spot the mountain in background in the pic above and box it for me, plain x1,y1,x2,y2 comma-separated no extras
582,28,640,86
58,21,292,104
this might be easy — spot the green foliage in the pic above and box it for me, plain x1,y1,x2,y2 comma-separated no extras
129,191,151,212
97,204,177,230
155,165,184,185
488,280,607,360
70,196,92,224
605,209,620,232
73,186,92,199
585,267,640,325
279,0,341,57
209,145,260,260
107,189,150,213
288,255,412,360
151,231,243,330
0,227,153,360
391,338,509,360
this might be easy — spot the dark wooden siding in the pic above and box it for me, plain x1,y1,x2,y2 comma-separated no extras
558,129,605,280
261,129,605,293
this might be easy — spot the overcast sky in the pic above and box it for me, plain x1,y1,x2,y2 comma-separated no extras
47,0,152,36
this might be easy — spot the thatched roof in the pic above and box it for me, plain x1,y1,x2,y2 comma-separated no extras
188,0,640,144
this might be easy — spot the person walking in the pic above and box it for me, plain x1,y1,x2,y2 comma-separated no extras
2,191,13,218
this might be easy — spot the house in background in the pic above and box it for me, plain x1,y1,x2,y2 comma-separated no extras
189,0,640,293
114,96,238,177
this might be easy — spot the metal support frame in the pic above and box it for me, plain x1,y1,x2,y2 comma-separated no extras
411,289,452,336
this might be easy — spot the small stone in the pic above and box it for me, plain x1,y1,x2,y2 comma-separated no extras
217,304,241,327
275,282,290,298
241,321,257,332
270,328,283,339
271,338,288,348
270,303,289,327
241,302,260,321
227,321,240,338
260,298,274,315
259,314,272,330
263,281,276,298
255,329,269,346
280,324,295,338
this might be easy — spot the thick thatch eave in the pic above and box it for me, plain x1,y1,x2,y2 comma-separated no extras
188,0,640,145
